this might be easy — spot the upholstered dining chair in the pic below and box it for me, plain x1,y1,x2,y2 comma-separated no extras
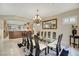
23,35,34,56
22,31,33,56
47,34,63,56
34,35,47,56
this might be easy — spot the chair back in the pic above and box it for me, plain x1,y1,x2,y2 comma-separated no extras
57,34,63,45
34,35,40,56
26,31,33,54
56,34,63,55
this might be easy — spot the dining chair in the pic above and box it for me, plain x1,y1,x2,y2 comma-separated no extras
47,34,63,56
34,35,47,56
17,32,27,48
21,31,34,56
27,32,34,55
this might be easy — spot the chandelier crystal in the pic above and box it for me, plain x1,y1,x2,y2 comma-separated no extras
33,9,41,24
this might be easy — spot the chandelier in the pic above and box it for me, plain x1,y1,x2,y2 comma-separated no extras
33,9,41,24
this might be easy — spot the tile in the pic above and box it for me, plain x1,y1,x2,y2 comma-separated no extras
0,38,79,56
0,39,24,56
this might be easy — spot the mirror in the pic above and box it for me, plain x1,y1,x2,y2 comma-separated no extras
42,19,57,29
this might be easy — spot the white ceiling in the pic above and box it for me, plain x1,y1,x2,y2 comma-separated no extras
0,3,79,20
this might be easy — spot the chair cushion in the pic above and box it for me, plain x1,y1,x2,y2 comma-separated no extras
47,38,55,43
60,49,69,56
49,44,56,48
48,40,58,47
32,39,47,50
39,43,47,50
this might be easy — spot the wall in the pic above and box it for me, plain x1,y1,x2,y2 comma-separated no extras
41,8,79,46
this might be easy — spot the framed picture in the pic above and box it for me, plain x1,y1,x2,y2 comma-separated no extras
42,19,57,29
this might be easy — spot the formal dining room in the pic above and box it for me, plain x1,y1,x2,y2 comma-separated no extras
0,3,79,56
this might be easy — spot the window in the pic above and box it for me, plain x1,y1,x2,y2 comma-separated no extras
63,16,77,24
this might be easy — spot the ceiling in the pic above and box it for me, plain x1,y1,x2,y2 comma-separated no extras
0,3,79,20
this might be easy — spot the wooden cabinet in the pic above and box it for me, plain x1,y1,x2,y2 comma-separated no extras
9,31,33,39
9,31,25,39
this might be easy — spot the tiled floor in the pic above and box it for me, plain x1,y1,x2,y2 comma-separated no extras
0,38,79,56
0,39,24,56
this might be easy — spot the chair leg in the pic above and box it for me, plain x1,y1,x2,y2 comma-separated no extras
56,47,59,56
48,46,49,54
30,39,33,54
27,38,29,49
35,48,40,56
45,48,47,55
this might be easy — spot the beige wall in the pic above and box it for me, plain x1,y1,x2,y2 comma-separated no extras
41,8,79,45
